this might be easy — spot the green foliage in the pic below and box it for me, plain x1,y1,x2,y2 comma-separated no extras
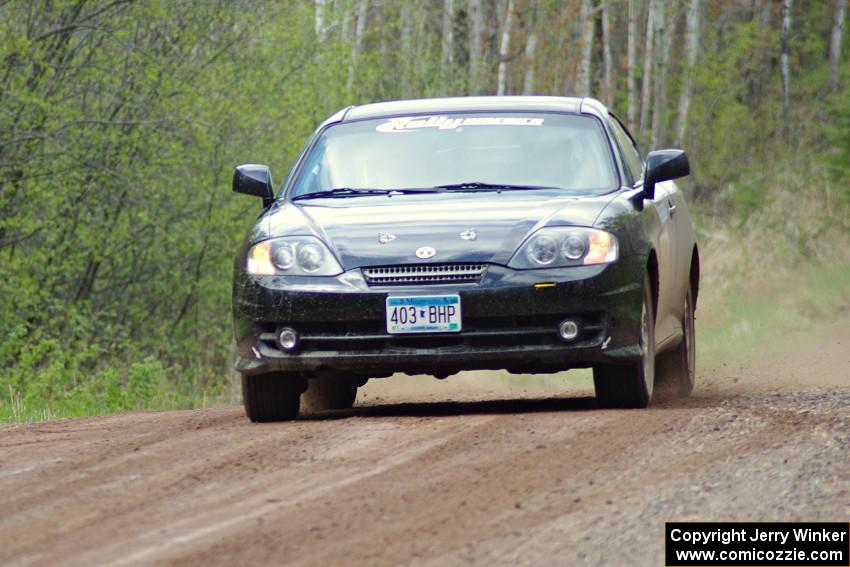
0,0,847,421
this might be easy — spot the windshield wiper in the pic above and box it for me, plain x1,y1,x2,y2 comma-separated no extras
292,188,386,201
292,187,444,201
434,181,561,192
292,183,559,201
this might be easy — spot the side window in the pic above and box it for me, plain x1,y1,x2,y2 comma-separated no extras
609,117,643,184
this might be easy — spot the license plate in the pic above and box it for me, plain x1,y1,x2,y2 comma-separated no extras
386,295,461,334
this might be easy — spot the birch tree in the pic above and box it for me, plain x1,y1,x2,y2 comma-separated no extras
401,1,415,98
639,0,658,137
576,0,596,96
522,0,539,95
829,0,846,92
760,0,772,30
315,0,329,42
601,1,613,107
627,0,639,131
676,0,701,146
468,0,484,94
650,0,672,149
781,0,793,137
346,0,369,92
341,2,354,43
442,0,455,69
496,0,516,96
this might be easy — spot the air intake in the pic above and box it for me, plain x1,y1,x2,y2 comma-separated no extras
363,263,487,286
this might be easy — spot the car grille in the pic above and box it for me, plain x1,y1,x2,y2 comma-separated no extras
362,263,487,286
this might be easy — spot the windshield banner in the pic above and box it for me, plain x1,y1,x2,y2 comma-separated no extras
376,115,545,133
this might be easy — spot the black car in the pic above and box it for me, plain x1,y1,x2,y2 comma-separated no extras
232,96,699,421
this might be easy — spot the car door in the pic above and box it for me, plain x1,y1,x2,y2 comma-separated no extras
650,179,681,345
607,116,678,347
660,176,696,333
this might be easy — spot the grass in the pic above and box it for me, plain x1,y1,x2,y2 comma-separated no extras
698,260,850,368
0,359,227,424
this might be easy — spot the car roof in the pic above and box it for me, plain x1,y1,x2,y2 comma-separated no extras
322,96,610,126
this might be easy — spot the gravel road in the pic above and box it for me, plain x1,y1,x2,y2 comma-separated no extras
1,323,848,566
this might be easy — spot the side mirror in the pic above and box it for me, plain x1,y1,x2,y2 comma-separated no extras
643,149,690,200
233,164,274,207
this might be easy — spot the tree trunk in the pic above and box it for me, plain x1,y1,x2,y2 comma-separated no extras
639,0,657,138
522,0,539,95
627,0,639,131
341,1,354,43
556,4,572,93
496,0,515,96
346,0,369,92
601,1,613,107
829,0,846,92
650,0,671,149
442,0,455,68
761,0,772,30
676,0,701,146
781,0,793,138
468,0,484,94
576,0,595,96
401,1,414,98
315,0,329,43
375,3,390,97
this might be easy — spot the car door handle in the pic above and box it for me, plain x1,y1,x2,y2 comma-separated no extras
668,203,677,216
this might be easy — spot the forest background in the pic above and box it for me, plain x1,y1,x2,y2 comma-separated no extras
1,0,848,421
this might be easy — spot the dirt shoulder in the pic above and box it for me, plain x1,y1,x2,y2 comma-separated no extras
1,324,848,566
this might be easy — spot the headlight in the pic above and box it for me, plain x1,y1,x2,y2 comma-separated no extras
561,233,587,260
296,242,326,273
525,233,559,266
246,236,343,276
271,245,295,270
509,227,618,269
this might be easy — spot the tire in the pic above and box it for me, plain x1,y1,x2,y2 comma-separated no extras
241,373,304,422
301,375,358,413
593,274,656,408
656,285,696,397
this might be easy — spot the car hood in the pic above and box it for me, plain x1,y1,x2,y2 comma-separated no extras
263,191,618,270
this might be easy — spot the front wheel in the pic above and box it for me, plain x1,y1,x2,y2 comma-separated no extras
593,275,656,408
241,373,305,422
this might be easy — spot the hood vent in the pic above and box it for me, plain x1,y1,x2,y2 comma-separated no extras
363,263,487,286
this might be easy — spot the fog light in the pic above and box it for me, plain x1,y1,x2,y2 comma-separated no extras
558,320,579,342
277,327,299,351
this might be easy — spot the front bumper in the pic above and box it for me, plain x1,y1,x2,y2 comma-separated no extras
232,258,645,377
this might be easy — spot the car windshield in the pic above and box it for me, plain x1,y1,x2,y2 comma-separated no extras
288,112,619,199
